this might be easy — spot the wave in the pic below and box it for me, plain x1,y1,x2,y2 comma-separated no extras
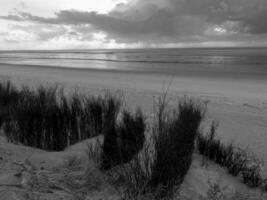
0,55,266,65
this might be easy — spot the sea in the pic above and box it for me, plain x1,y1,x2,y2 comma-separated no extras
0,47,267,80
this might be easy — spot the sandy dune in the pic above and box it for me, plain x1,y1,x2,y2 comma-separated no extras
1,133,265,200
1,63,267,166
0,63,267,199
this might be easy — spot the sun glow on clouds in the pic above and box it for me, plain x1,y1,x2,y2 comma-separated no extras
213,27,227,35
205,26,228,36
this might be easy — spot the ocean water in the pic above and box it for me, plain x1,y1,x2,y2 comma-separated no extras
0,48,267,79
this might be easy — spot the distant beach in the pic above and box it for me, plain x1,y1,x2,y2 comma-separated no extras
1,48,267,79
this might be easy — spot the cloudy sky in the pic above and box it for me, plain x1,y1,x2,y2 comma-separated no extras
1,0,267,49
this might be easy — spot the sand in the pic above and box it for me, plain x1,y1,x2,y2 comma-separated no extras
0,63,267,199
0,133,265,200
1,63,267,163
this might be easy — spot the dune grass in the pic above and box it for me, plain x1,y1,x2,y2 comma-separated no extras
101,108,146,170
0,80,122,151
148,97,206,197
0,80,20,127
197,121,266,190
0,79,146,166
2,79,266,198
110,96,206,199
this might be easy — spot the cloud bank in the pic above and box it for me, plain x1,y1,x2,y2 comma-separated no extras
1,0,267,49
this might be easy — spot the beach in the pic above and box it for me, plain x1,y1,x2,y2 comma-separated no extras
1,60,267,170
2,0,267,197
1,52,267,199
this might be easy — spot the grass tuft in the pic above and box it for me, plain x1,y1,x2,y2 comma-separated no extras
148,97,206,197
110,96,206,199
0,80,20,128
197,121,266,190
101,108,146,170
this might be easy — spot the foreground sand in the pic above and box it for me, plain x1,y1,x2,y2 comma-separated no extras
1,134,265,200
0,63,267,199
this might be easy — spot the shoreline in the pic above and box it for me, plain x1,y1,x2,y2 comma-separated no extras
1,62,267,81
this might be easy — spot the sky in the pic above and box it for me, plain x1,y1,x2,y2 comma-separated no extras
0,0,267,50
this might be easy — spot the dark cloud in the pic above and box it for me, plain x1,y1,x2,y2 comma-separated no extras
1,0,267,44
0,9,207,42
240,10,267,34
